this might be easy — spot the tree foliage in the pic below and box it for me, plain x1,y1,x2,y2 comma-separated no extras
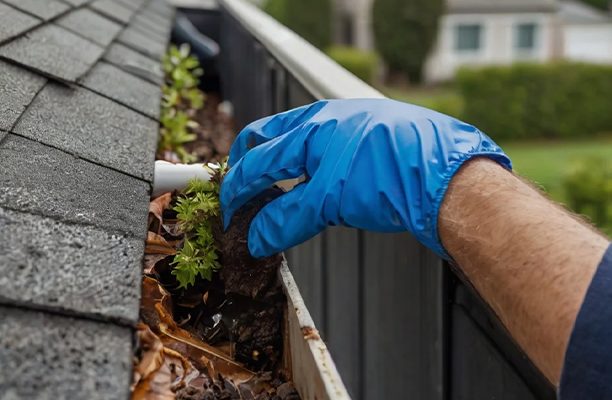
372,0,444,82
264,0,332,49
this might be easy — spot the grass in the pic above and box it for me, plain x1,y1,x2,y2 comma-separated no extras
502,137,612,202
503,137,612,236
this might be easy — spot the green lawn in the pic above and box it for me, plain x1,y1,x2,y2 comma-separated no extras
502,138,612,202
502,138,612,236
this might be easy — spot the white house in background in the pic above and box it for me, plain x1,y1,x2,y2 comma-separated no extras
560,0,612,63
424,0,562,82
334,0,562,83
334,0,609,83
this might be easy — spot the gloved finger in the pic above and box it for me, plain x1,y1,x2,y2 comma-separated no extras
228,100,328,166
221,124,317,228
247,183,325,258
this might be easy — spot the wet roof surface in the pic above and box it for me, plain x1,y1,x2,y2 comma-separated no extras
0,0,173,397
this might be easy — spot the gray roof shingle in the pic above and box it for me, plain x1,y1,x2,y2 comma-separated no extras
1,0,71,21
89,0,137,25
0,59,46,131
0,134,150,238
448,0,558,13
0,24,104,82
13,83,158,180
559,0,612,23
0,0,173,396
131,12,172,40
80,61,162,118
118,25,168,60
0,206,142,324
140,6,175,33
56,7,123,47
63,0,92,6
104,41,164,84
0,306,132,399
0,2,41,44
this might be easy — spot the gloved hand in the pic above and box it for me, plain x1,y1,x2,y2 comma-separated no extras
220,99,511,259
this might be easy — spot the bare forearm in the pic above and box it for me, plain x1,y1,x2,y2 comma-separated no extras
439,158,609,385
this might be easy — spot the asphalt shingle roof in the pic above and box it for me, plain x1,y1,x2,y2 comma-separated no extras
56,7,123,47
0,3,42,44
2,0,71,21
103,41,165,84
448,0,558,13
0,0,174,397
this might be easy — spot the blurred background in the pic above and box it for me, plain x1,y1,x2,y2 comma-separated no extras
252,0,612,235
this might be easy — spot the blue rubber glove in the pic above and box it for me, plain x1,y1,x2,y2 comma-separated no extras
220,99,511,259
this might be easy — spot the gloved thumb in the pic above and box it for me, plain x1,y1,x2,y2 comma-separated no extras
247,184,325,258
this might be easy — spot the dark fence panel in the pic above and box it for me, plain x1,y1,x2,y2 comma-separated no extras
188,2,557,399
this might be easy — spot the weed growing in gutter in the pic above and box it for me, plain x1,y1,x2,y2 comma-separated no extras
172,160,228,288
159,44,205,162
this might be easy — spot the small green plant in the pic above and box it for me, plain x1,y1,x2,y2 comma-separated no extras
159,44,206,162
172,160,229,288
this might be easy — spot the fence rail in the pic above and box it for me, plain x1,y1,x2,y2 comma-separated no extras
182,0,556,398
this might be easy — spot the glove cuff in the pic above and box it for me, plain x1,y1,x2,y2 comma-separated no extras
427,149,512,261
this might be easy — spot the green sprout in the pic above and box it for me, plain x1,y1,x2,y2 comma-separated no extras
172,160,229,288
159,44,206,162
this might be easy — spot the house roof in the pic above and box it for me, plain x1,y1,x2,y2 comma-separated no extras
559,0,612,23
447,0,558,14
0,0,172,397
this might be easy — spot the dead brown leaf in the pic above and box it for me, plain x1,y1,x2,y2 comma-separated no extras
149,192,172,223
140,277,255,387
131,324,175,400
146,232,177,256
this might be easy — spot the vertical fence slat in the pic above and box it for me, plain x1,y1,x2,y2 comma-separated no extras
363,232,424,399
286,235,324,329
451,305,538,400
325,227,361,399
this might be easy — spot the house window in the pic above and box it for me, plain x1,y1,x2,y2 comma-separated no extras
516,23,537,50
455,24,482,51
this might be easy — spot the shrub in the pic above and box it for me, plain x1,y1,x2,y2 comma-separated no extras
372,0,444,82
457,63,612,140
563,157,612,234
417,92,464,119
326,46,378,84
263,0,332,49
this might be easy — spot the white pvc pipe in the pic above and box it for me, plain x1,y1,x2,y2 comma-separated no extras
152,161,211,198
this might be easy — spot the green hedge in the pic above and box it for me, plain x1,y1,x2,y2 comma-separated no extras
456,63,612,140
326,46,378,84
263,0,332,49
563,156,612,234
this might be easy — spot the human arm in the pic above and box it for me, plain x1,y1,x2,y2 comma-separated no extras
439,158,610,385
220,99,612,392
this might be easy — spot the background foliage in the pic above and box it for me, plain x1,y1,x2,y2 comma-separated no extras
580,0,610,10
457,62,612,140
264,0,332,49
562,157,612,234
372,0,444,83
326,46,378,83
